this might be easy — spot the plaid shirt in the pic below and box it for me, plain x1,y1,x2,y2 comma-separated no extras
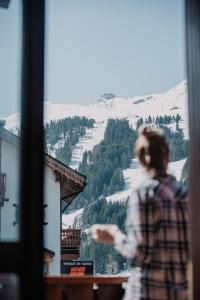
115,174,190,300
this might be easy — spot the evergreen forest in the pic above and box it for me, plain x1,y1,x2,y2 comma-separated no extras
44,116,95,165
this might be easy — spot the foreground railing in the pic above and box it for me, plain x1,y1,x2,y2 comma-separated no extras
45,276,128,300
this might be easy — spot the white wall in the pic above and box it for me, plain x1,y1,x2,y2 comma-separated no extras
0,140,61,275
1,139,19,241
44,166,61,275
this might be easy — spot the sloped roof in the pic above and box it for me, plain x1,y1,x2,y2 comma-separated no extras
45,154,86,211
43,247,55,257
0,127,87,211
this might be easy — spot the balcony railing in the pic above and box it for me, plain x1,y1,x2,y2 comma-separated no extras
61,229,81,249
45,276,128,300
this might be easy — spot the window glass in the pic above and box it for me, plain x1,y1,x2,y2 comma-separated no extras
0,1,22,242
45,0,188,276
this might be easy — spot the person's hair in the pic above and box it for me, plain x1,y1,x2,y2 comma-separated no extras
135,125,170,173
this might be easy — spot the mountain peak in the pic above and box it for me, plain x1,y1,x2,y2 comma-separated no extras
99,93,116,101
5,81,187,131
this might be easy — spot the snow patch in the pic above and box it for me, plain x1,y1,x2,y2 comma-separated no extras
106,159,146,203
106,158,186,203
168,158,187,181
62,208,83,229
69,121,107,170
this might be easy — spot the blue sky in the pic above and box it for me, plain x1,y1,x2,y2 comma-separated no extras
0,0,185,117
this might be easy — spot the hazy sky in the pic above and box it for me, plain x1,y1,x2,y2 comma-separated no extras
0,0,185,117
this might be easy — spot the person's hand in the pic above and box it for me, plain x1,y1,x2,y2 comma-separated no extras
90,224,121,244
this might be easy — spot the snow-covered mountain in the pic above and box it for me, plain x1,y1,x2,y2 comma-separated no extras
45,80,187,125
6,80,188,133
4,81,188,229
6,80,188,168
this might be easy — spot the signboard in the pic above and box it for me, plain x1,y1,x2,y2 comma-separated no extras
61,261,94,275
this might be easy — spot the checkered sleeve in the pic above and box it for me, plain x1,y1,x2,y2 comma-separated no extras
115,188,159,265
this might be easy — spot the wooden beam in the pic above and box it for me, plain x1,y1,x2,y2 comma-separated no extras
45,155,86,186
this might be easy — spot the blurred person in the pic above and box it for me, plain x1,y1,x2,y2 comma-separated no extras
91,125,190,300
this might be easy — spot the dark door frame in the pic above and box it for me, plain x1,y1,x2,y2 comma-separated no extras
0,1,45,300
186,0,200,299
20,1,45,300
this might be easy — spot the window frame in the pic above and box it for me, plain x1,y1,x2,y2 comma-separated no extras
0,0,199,299
186,0,200,299
0,1,45,300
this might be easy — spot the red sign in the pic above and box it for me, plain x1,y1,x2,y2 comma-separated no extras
61,261,94,275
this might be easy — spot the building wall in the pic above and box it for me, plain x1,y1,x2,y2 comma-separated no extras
0,139,61,275
1,139,19,241
44,166,61,275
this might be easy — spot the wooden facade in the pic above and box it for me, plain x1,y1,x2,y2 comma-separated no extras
62,229,81,250
61,229,81,262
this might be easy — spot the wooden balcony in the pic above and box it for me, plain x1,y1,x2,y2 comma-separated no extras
61,229,81,249
61,229,81,261
45,276,128,300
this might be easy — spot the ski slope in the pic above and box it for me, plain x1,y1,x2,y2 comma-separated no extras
69,121,107,170
106,158,187,203
62,208,83,229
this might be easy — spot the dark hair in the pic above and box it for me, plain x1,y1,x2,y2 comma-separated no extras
135,125,170,173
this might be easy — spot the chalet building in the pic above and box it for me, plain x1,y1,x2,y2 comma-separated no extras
0,121,86,275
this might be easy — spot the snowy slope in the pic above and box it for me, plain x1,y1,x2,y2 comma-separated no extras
44,120,107,167
106,159,146,203
5,113,20,133
168,159,187,180
5,80,188,169
69,121,107,170
106,158,186,203
6,80,188,133
43,80,188,125
62,208,83,229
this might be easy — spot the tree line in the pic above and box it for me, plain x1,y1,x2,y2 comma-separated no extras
136,114,182,129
